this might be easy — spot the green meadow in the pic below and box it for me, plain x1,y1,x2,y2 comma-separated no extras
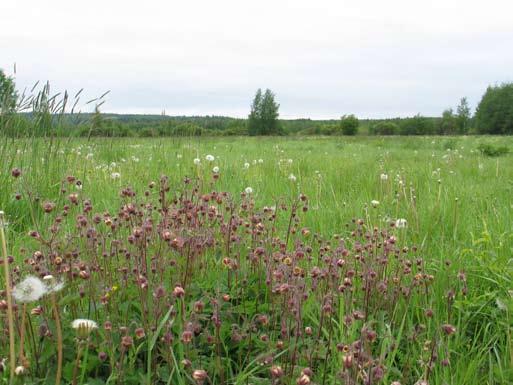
1,135,512,385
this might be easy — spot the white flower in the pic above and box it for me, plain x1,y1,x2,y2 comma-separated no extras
243,162,250,169
110,172,121,180
258,159,264,164
177,154,183,159
205,154,215,162
12,276,48,303
395,218,407,228
71,319,98,331
371,200,380,208
288,174,297,182
212,166,220,173
287,159,293,164
244,187,253,194
193,158,201,165
380,173,388,181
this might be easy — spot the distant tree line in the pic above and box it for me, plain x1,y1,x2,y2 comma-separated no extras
2,69,513,137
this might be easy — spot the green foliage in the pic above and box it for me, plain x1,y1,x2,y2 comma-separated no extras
0,69,19,134
339,114,359,135
439,108,458,135
2,136,513,384
369,121,398,135
475,83,513,134
0,69,17,113
399,114,436,135
248,88,281,135
477,142,509,157
456,97,471,134
248,88,262,135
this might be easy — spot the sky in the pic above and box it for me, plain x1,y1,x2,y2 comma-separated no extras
1,0,513,119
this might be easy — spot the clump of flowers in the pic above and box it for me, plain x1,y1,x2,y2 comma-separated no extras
0,171,465,385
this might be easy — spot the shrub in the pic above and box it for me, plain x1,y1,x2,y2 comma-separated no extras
339,114,359,135
399,114,436,135
369,121,398,135
477,143,509,157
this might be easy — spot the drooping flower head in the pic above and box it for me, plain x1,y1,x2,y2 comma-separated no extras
192,369,208,384
244,187,253,194
395,218,407,228
12,276,48,303
205,154,215,162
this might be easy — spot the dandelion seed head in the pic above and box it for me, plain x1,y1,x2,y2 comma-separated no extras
72,319,98,338
12,276,48,303
43,275,65,293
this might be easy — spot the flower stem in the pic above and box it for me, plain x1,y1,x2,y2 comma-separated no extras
19,303,27,364
72,341,84,385
51,293,63,385
0,211,16,384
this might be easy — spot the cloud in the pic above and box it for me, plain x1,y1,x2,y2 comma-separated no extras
1,0,512,118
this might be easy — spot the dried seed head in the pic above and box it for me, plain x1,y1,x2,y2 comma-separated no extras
11,168,22,178
192,369,208,384
296,374,311,385
173,285,185,298
135,327,145,339
121,335,133,348
442,324,456,336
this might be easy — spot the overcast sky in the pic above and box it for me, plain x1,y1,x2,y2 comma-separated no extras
1,0,512,119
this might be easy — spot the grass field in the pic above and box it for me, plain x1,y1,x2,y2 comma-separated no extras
1,135,512,385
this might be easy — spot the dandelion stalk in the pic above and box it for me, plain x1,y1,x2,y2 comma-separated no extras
0,211,16,383
71,319,97,385
19,303,27,364
72,340,84,385
51,292,63,385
